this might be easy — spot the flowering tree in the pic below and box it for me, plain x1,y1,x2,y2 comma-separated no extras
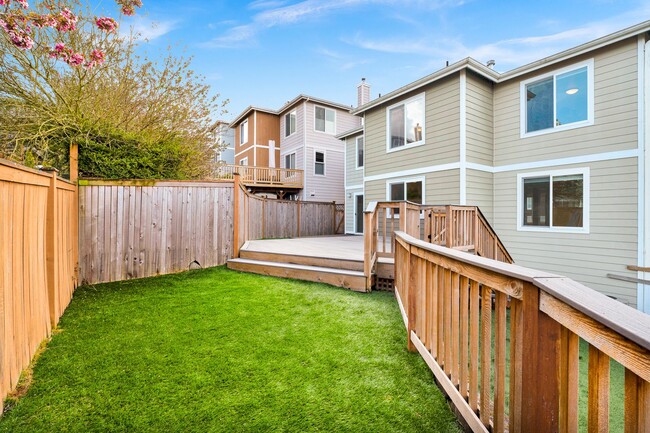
0,1,227,179
1,0,140,68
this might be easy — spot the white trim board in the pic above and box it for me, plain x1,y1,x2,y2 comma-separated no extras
345,184,364,190
642,37,650,313
459,69,467,205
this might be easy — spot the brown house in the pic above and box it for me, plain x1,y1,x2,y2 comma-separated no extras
229,106,281,168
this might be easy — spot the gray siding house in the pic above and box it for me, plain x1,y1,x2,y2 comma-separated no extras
278,95,361,203
345,21,650,312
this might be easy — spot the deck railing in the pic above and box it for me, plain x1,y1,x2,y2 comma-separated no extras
394,230,650,433
215,164,303,189
363,201,512,289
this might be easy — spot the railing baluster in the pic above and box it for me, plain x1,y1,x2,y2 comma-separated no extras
469,280,480,413
588,346,610,433
494,291,507,433
444,268,453,374
452,272,461,386
431,264,439,359
480,286,492,428
460,275,469,399
625,368,650,433
559,327,579,433
437,264,445,364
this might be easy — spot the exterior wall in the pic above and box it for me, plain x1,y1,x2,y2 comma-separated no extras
365,169,460,204
234,115,254,159
466,169,493,221
493,38,638,166
345,134,364,187
236,147,255,166
364,74,460,179
466,72,494,166
255,112,281,167
305,146,345,203
493,158,638,306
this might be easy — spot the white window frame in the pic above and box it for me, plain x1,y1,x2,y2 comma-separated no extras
314,105,336,135
356,136,364,170
240,119,248,145
314,149,326,176
516,167,590,234
385,176,425,203
386,92,426,154
239,157,248,166
285,110,296,137
284,152,296,169
520,59,595,138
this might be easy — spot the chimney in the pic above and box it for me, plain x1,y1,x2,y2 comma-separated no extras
487,60,496,69
357,78,371,107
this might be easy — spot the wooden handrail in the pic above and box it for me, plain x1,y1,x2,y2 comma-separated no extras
362,201,513,288
214,164,303,189
394,230,650,433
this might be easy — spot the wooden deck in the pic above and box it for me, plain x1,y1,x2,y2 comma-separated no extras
244,235,364,261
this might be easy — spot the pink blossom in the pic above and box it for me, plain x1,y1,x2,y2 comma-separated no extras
16,0,28,8
55,8,77,32
67,52,84,66
31,14,57,28
117,0,142,16
95,17,118,32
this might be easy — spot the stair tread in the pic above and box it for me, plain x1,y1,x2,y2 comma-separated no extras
228,258,365,277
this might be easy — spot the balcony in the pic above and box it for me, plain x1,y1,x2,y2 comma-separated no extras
214,164,304,190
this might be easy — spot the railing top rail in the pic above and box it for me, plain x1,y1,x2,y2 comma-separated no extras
220,163,303,173
395,230,650,351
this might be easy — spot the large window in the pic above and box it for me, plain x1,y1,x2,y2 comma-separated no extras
285,152,296,169
285,111,296,137
521,60,593,136
356,136,364,169
240,119,248,144
315,106,335,134
314,151,325,175
239,157,248,166
387,94,424,151
518,169,589,232
388,179,423,204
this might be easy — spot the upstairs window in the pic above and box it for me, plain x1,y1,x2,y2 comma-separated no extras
356,136,364,168
285,111,296,137
518,169,589,233
240,119,248,144
285,153,296,169
522,60,593,136
315,106,335,134
314,151,325,175
387,94,424,150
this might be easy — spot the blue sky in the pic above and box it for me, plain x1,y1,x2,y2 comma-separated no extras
118,0,650,121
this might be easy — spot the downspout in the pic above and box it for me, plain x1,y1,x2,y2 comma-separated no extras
642,36,650,312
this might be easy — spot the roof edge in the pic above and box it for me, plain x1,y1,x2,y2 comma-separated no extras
229,106,278,128
335,126,364,140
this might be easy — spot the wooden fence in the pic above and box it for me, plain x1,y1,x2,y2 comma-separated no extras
394,230,650,433
234,175,344,256
78,180,234,285
0,159,78,411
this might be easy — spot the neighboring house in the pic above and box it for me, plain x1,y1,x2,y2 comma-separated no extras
213,120,235,164
229,107,281,168
346,21,650,311
276,94,361,203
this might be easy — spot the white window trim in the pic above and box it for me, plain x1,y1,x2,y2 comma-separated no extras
314,105,337,135
385,176,426,203
520,59,595,139
240,119,248,145
386,92,426,154
516,167,590,234
356,136,364,170
284,152,296,169
239,157,248,166
285,110,296,137
314,149,326,176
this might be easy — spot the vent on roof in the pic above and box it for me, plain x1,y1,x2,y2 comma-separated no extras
487,60,496,69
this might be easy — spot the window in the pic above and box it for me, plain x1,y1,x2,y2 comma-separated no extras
285,153,296,169
518,168,589,232
388,179,423,204
315,106,335,134
239,157,248,166
285,111,296,137
240,119,248,144
314,151,325,175
356,136,364,169
387,94,424,150
521,60,593,136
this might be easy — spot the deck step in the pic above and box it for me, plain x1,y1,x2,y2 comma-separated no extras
240,250,364,272
227,258,368,292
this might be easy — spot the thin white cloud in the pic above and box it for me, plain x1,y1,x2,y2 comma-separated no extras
315,47,373,70
345,7,650,72
203,0,465,48
248,0,289,10
127,17,178,41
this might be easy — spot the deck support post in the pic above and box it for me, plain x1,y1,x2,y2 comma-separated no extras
513,281,561,433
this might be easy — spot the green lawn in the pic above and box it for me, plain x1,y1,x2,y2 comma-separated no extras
0,267,461,433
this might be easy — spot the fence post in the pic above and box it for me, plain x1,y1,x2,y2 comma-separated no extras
69,143,79,285
297,200,301,238
332,201,336,235
513,281,561,432
445,205,452,248
233,173,241,258
406,248,417,352
44,169,59,326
